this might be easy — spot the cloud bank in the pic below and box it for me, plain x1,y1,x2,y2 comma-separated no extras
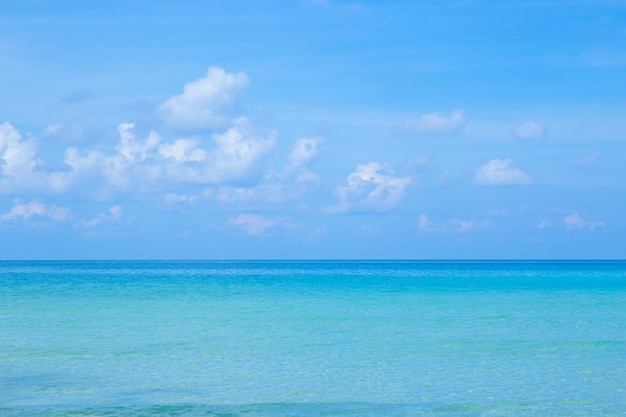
64,118,276,191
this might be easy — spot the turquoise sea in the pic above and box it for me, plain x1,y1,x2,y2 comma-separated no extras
1,260,625,416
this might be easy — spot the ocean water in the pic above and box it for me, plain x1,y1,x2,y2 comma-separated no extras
1,260,625,416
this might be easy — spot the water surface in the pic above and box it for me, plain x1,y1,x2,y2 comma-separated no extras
1,260,625,416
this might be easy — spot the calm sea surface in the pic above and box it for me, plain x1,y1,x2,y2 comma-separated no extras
1,260,625,416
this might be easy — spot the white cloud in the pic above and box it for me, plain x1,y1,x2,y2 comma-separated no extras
283,136,323,184
201,136,323,206
44,123,64,136
418,213,482,232
158,138,206,163
329,162,411,213
537,219,553,228
203,119,276,184
164,193,197,205
157,67,249,131
62,124,162,190
288,137,322,168
400,110,466,135
574,151,602,167
229,213,293,236
65,119,275,190
474,158,532,185
206,186,255,203
117,123,162,164
63,147,109,184
1,121,72,193
309,225,326,239
203,183,285,205
79,205,122,227
511,120,546,140
43,121,87,142
0,69,269,203
0,69,275,202
418,213,432,230
1,198,69,222
563,212,605,231
1,122,41,186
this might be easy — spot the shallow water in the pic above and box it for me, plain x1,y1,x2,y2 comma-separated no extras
1,261,625,416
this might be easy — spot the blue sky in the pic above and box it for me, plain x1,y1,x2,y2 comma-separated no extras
1,0,625,259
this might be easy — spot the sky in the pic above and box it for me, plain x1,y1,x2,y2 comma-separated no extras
1,0,625,259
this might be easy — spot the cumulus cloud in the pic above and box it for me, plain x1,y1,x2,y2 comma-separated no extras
1,121,72,193
0,118,277,201
288,137,322,168
0,69,283,202
62,124,161,190
157,120,276,184
229,213,293,236
157,67,249,131
511,120,546,140
1,67,294,207
201,136,322,206
563,212,605,231
474,159,532,185
203,119,276,184
65,119,276,190
1,122,41,185
117,123,162,164
1,199,69,222
329,162,411,213
79,205,122,227
284,136,323,184
400,110,466,135
158,138,206,163
0,69,320,211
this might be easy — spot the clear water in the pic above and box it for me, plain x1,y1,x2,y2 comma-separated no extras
1,260,625,416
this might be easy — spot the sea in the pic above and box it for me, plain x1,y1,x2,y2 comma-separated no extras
1,260,625,416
